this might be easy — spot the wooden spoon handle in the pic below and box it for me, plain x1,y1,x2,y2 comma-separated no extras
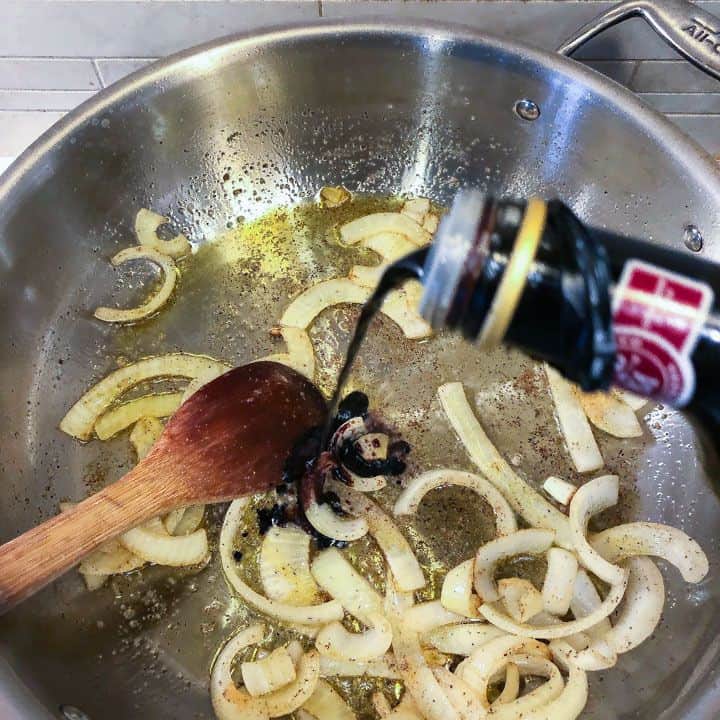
0,466,164,613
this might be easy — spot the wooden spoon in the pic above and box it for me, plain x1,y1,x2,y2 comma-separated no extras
0,361,326,614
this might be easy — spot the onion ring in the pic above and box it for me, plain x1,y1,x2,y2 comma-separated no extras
340,213,430,247
541,548,578,617
577,390,643,438
135,208,191,258
422,623,506,656
441,559,480,618
241,647,297,697
498,578,543,623
315,611,393,662
94,391,182,440
302,679,356,720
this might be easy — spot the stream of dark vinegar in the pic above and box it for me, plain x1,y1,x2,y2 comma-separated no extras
321,247,429,446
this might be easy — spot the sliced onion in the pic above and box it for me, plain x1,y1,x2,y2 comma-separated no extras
479,573,628,639
78,540,144,576
220,499,344,625
401,198,431,224
577,390,643,438
305,500,369,542
498,578,543,623
281,279,370,329
438,382,573,548
474,529,554,603
605,556,664,653
455,635,551,698
388,694,424,720
363,233,420,262
331,482,425,592
60,353,230,440
262,650,320,718
340,213,431,247
94,391,182,440
544,365,604,474
259,326,315,381
162,508,185,534
432,666,485,720
241,647,297,697
135,208,191,258
319,185,351,208
542,476,577,506
441,560,480,618
330,417,367,454
394,469,517,537
549,638,617,672
569,569,612,640
385,573,461,720
404,600,466,634
302,679,356,720
181,365,228,403
259,526,321,606
310,547,383,624
318,654,400,679
423,213,439,234
519,652,588,720
479,654,563,718
611,389,648,411
373,691,393,718
120,517,208,567
379,285,433,340
493,662,520,705
315,611,393,662
342,471,388,493
129,415,164,459
210,624,269,720
171,504,205,535
590,521,708,583
542,548,579,616
422,622,507,656
348,264,384,289
569,475,626,585
94,246,178,323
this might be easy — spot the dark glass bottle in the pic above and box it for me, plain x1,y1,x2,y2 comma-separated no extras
417,190,720,429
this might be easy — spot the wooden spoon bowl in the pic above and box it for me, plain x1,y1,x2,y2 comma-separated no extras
0,361,326,613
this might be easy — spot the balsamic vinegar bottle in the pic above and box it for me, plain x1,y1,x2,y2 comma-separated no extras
416,190,720,429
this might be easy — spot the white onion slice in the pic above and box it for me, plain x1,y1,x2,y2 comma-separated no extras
129,415,164,459
162,508,185,534
438,382,573,548
544,365,604,474
479,573,628,639
542,476,577,506
498,578,543,623
569,569,612,640
441,560,480,618
315,611,393,662
319,654,400,679
590,521,708,583
319,185,351,208
568,475,626,585
373,691,393,718
519,652,588,720
78,540,144,576
348,264,384,289
611,389,648,411
494,662,520,706
385,574,461,720
305,500,369,542
340,213,431,247
220,499,344,625
362,233,419,262
210,624,269,720
262,650,320,718
241,647,297,697
474,529,554,603
94,392,182,440
432,666,485,720
455,636,551,697
120,517,208,567
259,526,321,606
379,286,433,340
422,623,506,656
401,198,431,224
60,353,230,440
259,326,315,380
331,483,425,592
342,470,387,493
394,469,517,537
549,637,617,672
542,548,579,616
423,213,439,234
310,547,383,624
605,556,664,653
135,208,191,258
94,246,178,323
404,600,466,634
302,679,356,720
281,279,371,328
171,504,205,535
577,391,643,438
181,364,228,403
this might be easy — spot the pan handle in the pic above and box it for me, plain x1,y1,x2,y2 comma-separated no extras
558,0,720,80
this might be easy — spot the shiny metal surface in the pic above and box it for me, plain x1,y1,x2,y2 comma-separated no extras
1,19,720,720
559,0,720,79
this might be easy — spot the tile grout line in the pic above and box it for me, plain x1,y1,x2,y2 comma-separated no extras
90,58,105,89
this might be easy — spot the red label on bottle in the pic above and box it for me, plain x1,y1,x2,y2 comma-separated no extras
612,260,713,406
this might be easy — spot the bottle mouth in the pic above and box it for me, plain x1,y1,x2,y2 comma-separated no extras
419,188,487,329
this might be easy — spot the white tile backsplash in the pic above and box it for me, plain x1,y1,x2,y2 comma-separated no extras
95,59,156,87
0,111,65,156
0,90,96,111
0,58,99,91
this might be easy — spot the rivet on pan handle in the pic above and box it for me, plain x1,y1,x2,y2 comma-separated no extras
558,0,720,81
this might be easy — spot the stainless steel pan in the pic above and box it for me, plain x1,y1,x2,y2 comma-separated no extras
2,3,720,718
